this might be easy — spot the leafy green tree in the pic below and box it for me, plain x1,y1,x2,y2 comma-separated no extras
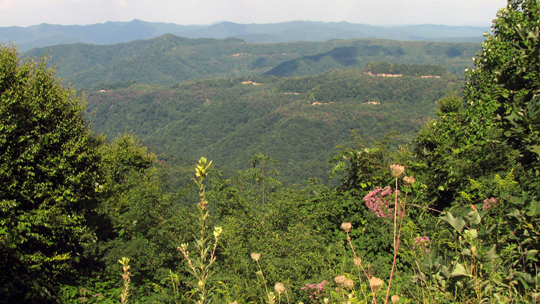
0,45,102,302
465,0,540,174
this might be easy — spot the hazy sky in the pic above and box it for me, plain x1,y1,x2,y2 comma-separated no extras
0,0,508,27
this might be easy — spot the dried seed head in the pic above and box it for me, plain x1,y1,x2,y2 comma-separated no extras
403,176,415,187
256,270,263,276
323,298,329,304
354,256,362,266
369,277,384,292
274,283,285,294
335,275,346,286
344,278,354,290
341,222,352,233
229,302,239,304
251,252,261,262
390,164,405,177
391,295,400,303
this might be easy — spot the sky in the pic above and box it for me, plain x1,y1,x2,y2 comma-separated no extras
0,0,508,28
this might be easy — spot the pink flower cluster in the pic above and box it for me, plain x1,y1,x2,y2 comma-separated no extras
363,186,400,218
301,280,327,302
414,236,430,252
483,197,499,210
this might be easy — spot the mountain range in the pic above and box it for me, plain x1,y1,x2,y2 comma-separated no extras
22,34,480,89
2,19,489,52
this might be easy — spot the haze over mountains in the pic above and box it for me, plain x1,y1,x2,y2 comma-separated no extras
1,19,489,52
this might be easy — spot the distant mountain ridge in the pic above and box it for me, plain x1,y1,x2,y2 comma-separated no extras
22,35,480,89
1,19,489,51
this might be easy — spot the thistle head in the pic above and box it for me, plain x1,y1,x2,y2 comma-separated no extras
369,277,383,292
390,164,405,177
344,278,354,290
274,283,285,294
391,295,400,303
251,252,261,262
334,275,346,286
354,256,362,266
403,176,415,187
341,222,352,233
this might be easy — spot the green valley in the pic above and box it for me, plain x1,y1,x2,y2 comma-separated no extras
85,69,462,185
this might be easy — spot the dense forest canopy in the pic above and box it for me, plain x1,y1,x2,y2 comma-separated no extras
1,0,540,303
84,69,462,186
22,37,479,88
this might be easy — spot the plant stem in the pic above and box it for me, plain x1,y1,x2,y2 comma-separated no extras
384,177,399,304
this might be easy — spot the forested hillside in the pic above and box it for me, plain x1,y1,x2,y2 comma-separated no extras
85,69,462,185
264,39,479,76
23,36,479,88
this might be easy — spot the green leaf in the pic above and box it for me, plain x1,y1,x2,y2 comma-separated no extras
466,209,481,225
440,212,466,232
486,245,499,261
451,263,470,278
526,200,540,216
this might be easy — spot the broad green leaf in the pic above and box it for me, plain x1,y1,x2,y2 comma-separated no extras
486,245,499,261
440,212,466,232
451,263,470,278
466,209,481,225
526,200,540,216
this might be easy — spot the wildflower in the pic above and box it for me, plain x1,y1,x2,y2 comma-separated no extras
213,226,223,238
390,164,405,177
391,295,400,303
413,236,430,253
341,222,352,233
335,275,346,286
275,283,285,294
251,252,261,262
301,280,327,299
256,270,263,276
324,298,329,304
363,186,398,218
483,197,499,210
229,302,239,304
369,277,383,292
354,256,362,266
403,176,415,187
